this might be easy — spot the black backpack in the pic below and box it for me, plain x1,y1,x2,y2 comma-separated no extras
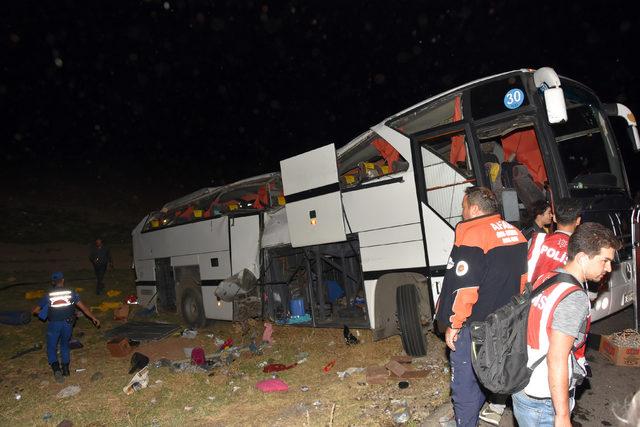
469,272,581,394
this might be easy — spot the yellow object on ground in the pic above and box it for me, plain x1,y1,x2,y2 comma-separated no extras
106,290,122,298
75,287,84,292
25,290,46,300
97,301,122,312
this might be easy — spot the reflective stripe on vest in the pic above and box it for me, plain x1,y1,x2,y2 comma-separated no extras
49,290,73,308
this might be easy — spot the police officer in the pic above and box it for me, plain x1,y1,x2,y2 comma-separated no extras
32,271,100,382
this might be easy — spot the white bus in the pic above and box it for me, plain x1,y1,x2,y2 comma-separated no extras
133,67,640,356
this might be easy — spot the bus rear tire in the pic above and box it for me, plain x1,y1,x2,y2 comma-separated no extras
180,285,206,329
397,284,428,357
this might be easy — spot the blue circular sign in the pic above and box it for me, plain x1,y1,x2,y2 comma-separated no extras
504,88,525,110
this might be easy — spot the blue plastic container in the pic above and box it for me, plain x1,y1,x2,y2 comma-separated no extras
326,280,345,302
290,298,305,317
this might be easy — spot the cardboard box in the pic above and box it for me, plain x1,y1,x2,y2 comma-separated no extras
599,334,640,367
107,337,132,357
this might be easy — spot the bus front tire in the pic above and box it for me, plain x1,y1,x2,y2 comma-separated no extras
180,286,206,329
396,284,428,357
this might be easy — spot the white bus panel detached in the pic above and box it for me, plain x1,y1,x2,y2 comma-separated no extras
133,67,640,356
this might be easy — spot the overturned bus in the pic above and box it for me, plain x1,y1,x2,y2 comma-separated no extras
132,67,640,356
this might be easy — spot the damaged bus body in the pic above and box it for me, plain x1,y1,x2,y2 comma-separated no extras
133,67,640,356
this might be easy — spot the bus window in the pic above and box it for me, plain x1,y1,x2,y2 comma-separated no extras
388,94,464,135
337,132,409,189
475,122,548,214
417,130,475,226
469,76,529,119
551,83,625,193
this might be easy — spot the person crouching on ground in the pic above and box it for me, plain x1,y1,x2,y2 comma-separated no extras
32,271,100,383
512,222,621,427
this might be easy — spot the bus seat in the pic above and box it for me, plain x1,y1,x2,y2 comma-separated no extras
511,164,545,210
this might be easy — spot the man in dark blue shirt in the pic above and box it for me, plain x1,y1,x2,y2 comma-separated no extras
32,271,100,382
88,238,114,295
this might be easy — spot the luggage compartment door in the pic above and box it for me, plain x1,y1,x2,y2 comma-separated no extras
280,144,346,247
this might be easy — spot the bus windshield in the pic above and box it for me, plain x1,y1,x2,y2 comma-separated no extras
550,81,626,194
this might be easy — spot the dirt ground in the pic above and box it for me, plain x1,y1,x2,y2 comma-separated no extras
0,242,451,426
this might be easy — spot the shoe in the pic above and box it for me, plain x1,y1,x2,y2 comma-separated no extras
51,362,64,384
62,363,70,377
479,403,503,426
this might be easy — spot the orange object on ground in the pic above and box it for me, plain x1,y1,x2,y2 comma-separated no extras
323,359,336,373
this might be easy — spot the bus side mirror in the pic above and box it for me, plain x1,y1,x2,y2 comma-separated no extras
533,67,568,124
501,189,520,223
604,103,640,152
542,87,568,124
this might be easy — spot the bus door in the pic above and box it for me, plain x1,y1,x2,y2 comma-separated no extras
229,214,261,277
412,124,479,305
280,143,347,247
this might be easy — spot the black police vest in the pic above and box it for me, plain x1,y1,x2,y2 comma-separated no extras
47,288,76,321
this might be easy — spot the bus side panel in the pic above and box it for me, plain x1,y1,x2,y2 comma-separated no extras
202,286,234,320
341,174,420,233
135,259,156,282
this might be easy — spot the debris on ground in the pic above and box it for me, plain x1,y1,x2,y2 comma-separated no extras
113,304,129,321
390,399,411,424
219,337,233,350
366,365,389,384
56,385,81,399
181,328,197,339
123,366,149,395
68,338,83,349
336,367,365,380
323,360,336,373
90,372,103,382
128,352,150,374
25,290,45,300
255,378,288,392
0,310,31,325
95,301,121,312
343,325,359,345
9,342,42,360
106,290,122,298
191,347,205,365
107,337,132,357
262,363,296,373
262,322,274,344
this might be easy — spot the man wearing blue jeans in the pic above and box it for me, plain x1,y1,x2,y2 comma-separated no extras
435,187,527,426
33,271,100,382
513,223,620,427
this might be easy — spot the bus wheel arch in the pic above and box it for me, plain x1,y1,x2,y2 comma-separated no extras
372,272,431,356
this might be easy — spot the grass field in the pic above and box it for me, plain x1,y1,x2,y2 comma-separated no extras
0,267,450,426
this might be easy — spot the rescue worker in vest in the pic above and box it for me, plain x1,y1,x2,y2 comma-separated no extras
512,222,620,427
435,186,527,427
527,198,582,284
32,271,100,383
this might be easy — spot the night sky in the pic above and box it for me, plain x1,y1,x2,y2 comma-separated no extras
3,1,639,201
